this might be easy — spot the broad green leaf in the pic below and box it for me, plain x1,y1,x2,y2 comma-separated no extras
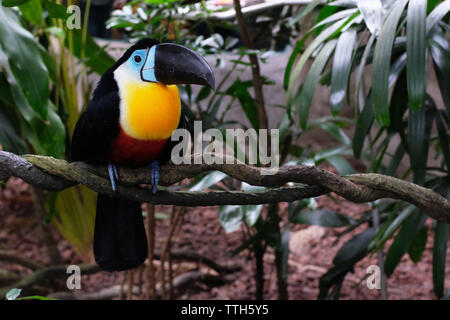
66,29,115,75
291,209,355,227
0,7,49,120
225,78,259,129
1,0,30,6
406,0,427,111
330,28,356,115
384,210,427,276
407,226,427,263
19,0,43,27
189,171,227,191
43,0,71,21
299,40,337,129
219,205,243,233
24,101,66,158
372,0,409,126
433,221,449,299
6,288,21,300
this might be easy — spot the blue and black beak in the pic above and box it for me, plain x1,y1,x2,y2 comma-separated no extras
141,43,215,90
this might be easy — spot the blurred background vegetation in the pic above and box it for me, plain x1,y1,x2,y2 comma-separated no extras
0,0,449,300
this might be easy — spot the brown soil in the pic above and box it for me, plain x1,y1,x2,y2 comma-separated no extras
0,177,449,300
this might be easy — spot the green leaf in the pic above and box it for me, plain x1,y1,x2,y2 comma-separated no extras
226,78,259,129
354,32,376,113
1,0,30,6
0,107,28,154
407,226,427,263
353,95,374,158
283,31,311,90
406,0,427,111
435,110,450,171
330,28,356,115
19,0,44,27
287,17,350,99
408,106,429,185
333,228,376,266
195,86,211,103
430,33,450,118
327,156,355,175
370,205,414,253
357,0,383,35
372,0,409,126
0,7,50,120
66,30,115,75
319,228,376,300
219,205,243,233
43,0,71,21
6,288,21,300
24,101,66,158
384,210,427,276
291,209,355,227
289,0,324,26
299,40,337,129
426,0,450,36
189,171,227,191
388,69,409,151
433,221,449,299
17,295,56,300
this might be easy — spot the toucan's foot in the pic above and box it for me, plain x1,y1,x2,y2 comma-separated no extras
108,163,119,192
149,161,159,194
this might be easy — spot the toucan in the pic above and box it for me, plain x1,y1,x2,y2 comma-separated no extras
71,38,215,272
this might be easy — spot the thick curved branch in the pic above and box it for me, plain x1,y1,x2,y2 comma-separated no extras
0,151,449,223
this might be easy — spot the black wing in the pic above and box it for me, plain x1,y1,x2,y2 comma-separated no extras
71,92,121,163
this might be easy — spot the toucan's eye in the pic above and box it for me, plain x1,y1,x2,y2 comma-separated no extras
134,55,142,63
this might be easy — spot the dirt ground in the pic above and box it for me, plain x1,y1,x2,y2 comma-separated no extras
1,176,449,300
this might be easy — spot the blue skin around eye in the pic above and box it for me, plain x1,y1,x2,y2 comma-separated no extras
133,46,158,83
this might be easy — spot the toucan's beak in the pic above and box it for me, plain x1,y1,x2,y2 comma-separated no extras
141,43,215,90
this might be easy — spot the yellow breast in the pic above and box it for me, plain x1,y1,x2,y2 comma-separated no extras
119,82,181,140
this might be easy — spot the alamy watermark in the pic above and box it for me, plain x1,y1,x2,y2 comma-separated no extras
66,265,81,290
170,121,280,175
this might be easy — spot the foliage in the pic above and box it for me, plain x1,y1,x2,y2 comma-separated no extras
286,0,450,299
0,0,115,254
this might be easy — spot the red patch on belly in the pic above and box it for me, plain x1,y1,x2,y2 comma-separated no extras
108,128,168,166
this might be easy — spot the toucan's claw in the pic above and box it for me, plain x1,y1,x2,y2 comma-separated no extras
150,161,159,194
108,163,119,192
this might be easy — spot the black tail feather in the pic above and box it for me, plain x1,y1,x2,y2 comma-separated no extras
94,194,148,271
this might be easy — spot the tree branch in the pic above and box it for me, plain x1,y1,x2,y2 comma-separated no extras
0,151,449,223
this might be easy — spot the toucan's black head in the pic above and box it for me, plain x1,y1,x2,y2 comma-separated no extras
94,38,215,99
